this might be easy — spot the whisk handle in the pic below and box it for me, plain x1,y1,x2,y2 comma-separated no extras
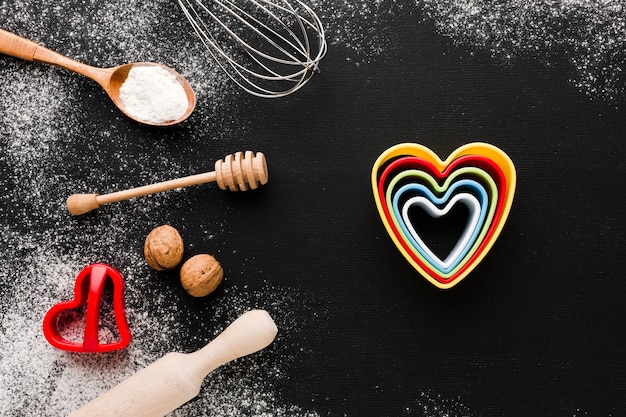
0,28,40,61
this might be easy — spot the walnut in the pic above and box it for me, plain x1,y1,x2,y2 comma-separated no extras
179,254,223,297
144,225,184,271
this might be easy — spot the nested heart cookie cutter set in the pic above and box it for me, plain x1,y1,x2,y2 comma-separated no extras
372,142,516,289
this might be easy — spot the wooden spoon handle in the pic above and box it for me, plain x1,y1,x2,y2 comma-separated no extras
0,28,39,61
0,28,111,85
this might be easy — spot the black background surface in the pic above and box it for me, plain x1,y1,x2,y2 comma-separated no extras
1,2,625,416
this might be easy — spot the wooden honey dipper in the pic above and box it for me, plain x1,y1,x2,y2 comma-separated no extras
66,151,268,216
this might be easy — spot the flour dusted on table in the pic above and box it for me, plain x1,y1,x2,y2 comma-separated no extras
119,66,189,124
419,0,626,103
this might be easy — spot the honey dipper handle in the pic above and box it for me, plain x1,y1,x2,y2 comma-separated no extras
96,171,217,206
66,172,217,216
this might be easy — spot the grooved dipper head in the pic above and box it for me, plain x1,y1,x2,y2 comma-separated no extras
214,151,268,191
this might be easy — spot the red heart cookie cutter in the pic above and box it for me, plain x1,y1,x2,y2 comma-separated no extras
43,263,131,352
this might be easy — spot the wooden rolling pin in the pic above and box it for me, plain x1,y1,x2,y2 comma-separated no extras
66,151,268,216
67,310,278,417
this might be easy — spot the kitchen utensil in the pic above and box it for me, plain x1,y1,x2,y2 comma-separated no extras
0,28,196,126
372,143,516,289
43,264,131,353
66,150,268,215
177,0,327,97
393,179,489,274
386,166,497,276
67,310,277,417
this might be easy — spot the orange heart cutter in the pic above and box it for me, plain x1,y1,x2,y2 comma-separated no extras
372,143,516,289
43,263,131,352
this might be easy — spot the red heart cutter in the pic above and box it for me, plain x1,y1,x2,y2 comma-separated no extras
43,263,131,352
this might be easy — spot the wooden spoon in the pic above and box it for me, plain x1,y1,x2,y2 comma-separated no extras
0,28,196,126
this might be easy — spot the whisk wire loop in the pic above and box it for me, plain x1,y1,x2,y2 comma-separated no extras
177,0,327,98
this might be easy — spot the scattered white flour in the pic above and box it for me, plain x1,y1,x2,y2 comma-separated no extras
309,0,407,65
308,0,626,104
419,0,626,103
119,65,189,124
4,0,619,416
403,390,473,416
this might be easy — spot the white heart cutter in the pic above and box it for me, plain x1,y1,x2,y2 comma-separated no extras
401,192,481,272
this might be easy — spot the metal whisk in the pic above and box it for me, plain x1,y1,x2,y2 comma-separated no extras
177,0,327,98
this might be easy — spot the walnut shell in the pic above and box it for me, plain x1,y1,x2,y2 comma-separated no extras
144,225,184,271
180,254,223,297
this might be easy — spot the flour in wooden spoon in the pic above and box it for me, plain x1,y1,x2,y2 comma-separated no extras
119,66,189,124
